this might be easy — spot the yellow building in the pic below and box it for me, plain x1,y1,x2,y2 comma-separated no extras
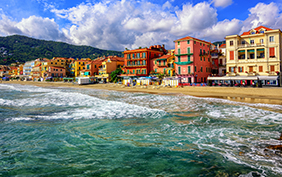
75,58,91,77
95,56,124,82
166,49,175,77
225,26,282,86
17,64,23,76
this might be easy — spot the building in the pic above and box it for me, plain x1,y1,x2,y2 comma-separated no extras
122,45,167,77
23,60,35,77
73,58,92,77
218,44,226,76
150,54,175,76
95,56,124,82
47,66,66,78
225,26,282,86
174,36,212,83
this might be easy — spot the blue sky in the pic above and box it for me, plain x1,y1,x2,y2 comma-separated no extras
0,0,282,51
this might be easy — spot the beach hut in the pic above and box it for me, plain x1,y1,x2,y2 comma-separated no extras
162,77,181,86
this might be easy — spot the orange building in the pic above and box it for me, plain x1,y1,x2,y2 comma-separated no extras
122,45,167,77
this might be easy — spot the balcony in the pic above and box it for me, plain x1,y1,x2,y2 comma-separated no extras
175,53,193,56
126,65,146,68
238,43,264,48
174,61,193,65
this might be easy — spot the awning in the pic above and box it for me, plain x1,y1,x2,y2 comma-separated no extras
174,61,193,65
258,76,278,80
247,49,254,53
238,50,245,53
257,48,265,51
156,58,167,61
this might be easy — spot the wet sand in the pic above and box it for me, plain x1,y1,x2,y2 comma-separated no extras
2,80,282,105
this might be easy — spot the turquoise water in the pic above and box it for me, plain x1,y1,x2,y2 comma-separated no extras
1,84,282,176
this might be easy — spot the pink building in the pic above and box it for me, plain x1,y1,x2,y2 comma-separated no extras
174,36,212,83
48,66,66,78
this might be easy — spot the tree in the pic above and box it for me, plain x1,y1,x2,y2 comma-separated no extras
110,68,123,83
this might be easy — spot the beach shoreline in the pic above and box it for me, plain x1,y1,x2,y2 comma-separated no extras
2,80,282,105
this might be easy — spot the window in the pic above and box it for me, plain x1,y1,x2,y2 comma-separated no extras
163,68,166,74
194,41,196,44
87,65,90,69
200,49,202,55
143,69,146,74
138,60,140,65
270,65,275,72
137,53,140,58
143,60,146,65
200,67,203,72
95,65,96,68
187,47,190,54
269,47,275,57
200,57,202,61
178,67,181,74
230,41,234,46
188,66,191,73
133,70,135,74
133,54,135,59
178,41,180,45
60,69,62,71
229,51,234,60
188,55,190,62
143,52,146,58
251,31,256,34
239,67,244,72
195,66,197,73
127,70,129,74
56,69,58,71
204,57,205,61
187,40,190,44
250,40,254,44
155,69,157,73
259,66,263,72
178,49,180,55
200,43,202,46
260,39,264,44
249,66,253,72
269,36,274,42
178,56,180,62
260,30,264,33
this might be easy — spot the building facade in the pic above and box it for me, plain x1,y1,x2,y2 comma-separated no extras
122,45,167,77
174,36,212,83
225,26,282,85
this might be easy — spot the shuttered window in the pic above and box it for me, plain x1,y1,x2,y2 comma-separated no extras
230,51,234,60
269,47,275,57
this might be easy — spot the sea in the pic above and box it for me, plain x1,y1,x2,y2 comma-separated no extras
0,83,282,177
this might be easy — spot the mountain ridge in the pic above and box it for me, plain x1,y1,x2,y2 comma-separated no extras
0,35,123,65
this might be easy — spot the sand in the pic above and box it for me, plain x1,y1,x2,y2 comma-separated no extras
2,80,282,105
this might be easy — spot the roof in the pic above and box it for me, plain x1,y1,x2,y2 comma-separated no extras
152,55,172,60
174,36,212,45
241,26,273,36
49,66,65,70
219,44,226,48
106,56,124,62
34,63,41,67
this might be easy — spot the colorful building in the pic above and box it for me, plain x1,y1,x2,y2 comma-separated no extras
95,56,124,81
225,26,282,86
150,54,175,76
122,45,167,77
174,36,212,83
218,44,226,76
47,66,66,78
23,60,35,77
73,58,91,77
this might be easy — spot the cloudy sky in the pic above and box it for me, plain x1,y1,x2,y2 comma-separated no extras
0,0,281,51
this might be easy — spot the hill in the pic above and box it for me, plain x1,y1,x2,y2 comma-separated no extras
0,35,123,65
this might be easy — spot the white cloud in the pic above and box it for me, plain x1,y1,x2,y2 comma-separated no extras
213,0,233,8
242,2,280,32
171,2,218,36
196,19,242,41
2,1,282,51
0,15,67,41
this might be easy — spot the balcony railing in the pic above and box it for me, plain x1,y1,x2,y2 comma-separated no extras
126,65,146,67
175,53,193,56
238,43,264,48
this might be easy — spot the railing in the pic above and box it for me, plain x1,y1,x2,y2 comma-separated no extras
238,43,264,48
175,53,193,56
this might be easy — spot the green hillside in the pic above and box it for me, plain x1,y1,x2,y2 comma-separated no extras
0,35,123,65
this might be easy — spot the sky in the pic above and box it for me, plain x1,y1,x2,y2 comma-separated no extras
0,0,282,51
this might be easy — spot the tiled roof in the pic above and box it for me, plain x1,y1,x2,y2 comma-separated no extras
49,66,65,69
241,26,273,36
174,36,212,45
152,55,172,60
219,44,226,48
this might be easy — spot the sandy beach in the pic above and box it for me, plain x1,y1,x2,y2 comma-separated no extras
2,80,282,105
